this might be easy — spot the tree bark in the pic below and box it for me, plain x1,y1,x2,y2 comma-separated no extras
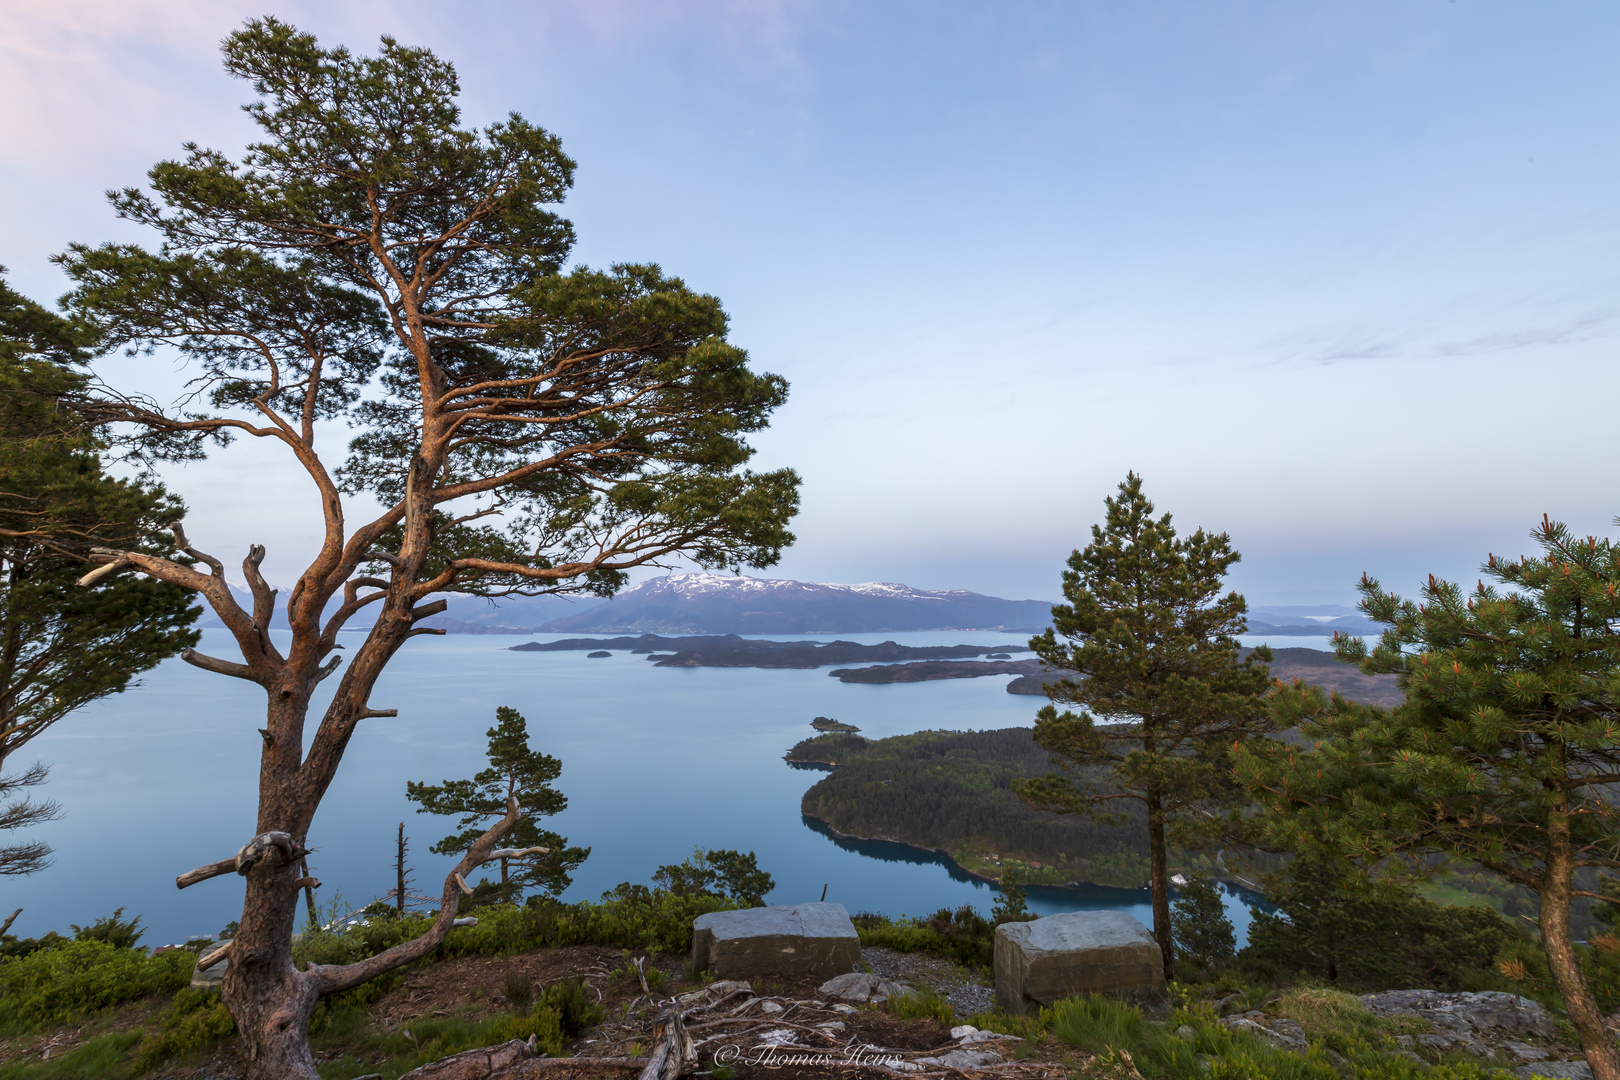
1541,806,1620,1080
1146,792,1174,982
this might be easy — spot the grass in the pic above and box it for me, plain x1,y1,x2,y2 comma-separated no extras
886,985,956,1027
964,992,1522,1080
0,1032,143,1080
310,1005,566,1079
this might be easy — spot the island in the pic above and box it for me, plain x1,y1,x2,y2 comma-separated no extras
1003,646,1402,706
509,633,1030,669
810,716,860,733
788,727,1170,888
828,658,1047,684
586,650,611,658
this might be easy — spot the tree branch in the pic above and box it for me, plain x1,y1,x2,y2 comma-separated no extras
307,795,522,994
181,648,256,681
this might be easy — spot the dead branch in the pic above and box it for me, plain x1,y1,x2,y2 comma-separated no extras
369,548,404,568
0,908,20,937
74,557,131,587
487,846,549,861
395,1037,536,1079
315,655,343,683
176,831,304,890
172,523,225,578
177,858,240,890
493,1059,646,1077
242,544,280,657
306,794,522,995
636,1002,693,1080
362,708,399,719
411,599,449,621
181,648,256,681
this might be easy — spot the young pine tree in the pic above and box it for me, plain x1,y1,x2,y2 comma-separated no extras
407,707,588,903
1169,872,1234,973
1234,515,1620,1080
1014,473,1273,980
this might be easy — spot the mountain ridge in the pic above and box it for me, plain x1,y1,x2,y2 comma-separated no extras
534,573,1055,634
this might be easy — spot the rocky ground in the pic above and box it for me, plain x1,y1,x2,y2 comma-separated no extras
1215,988,1590,1078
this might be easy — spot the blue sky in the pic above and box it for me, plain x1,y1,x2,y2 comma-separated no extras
3,1,1617,604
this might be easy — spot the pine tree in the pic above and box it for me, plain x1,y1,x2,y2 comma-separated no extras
1014,473,1273,980
407,707,588,902
1169,872,1234,971
0,271,199,875
1234,515,1620,1080
59,19,797,1075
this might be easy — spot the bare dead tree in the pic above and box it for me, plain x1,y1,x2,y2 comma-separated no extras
58,20,799,1080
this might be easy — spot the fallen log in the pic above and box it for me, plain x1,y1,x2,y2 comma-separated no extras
397,1038,536,1080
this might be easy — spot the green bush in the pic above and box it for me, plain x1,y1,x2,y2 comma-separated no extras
70,908,145,951
887,986,955,1027
540,975,603,1036
0,939,191,1032
852,907,995,969
134,986,237,1071
0,930,67,959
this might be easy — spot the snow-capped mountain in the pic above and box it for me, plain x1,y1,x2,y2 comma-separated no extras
190,574,1052,635
536,573,1054,634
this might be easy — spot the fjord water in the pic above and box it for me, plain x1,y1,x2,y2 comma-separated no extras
7,628,1264,947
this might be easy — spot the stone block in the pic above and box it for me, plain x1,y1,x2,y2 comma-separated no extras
691,902,861,979
993,911,1164,1015
191,942,230,990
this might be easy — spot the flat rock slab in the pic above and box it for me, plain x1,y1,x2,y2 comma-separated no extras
1362,990,1557,1039
820,972,912,1003
1511,1063,1592,1080
994,910,1164,1016
692,902,861,980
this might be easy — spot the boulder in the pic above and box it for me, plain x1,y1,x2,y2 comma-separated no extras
1506,1042,1551,1064
1221,1015,1307,1054
191,943,230,990
1362,990,1557,1040
691,902,861,979
820,972,912,1003
993,910,1165,1016
1511,1064,1592,1080
915,1048,1002,1069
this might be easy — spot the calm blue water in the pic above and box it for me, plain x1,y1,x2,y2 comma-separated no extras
4,629,1289,947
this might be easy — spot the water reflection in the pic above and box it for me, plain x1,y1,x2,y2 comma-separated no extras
800,812,1265,939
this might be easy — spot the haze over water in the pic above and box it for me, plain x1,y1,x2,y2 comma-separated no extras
7,628,1303,947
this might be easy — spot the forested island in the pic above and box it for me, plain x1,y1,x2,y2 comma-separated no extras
789,727,1184,888
828,658,1046,683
